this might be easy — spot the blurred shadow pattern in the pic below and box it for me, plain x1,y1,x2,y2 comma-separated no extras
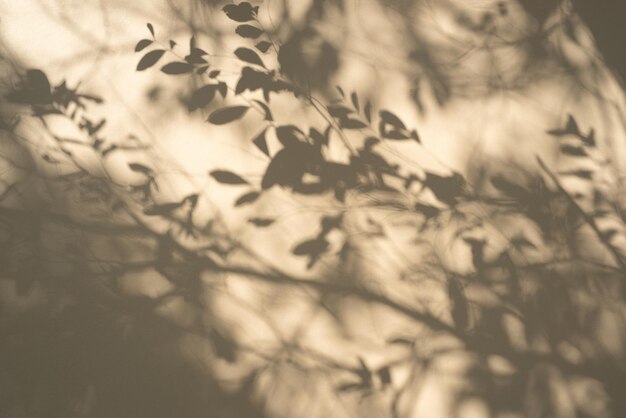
1,1,626,417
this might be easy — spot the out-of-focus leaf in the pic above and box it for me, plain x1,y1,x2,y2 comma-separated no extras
560,144,587,157
248,217,275,227
341,118,367,130
559,169,593,180
209,170,249,185
210,328,237,363
364,101,372,123
253,99,273,121
235,191,260,206
491,175,528,198
547,114,581,137
379,110,406,130
448,277,469,331
147,23,155,37
327,104,353,119
378,366,392,386
252,128,270,156
292,238,328,256
414,203,440,218
128,162,153,175
144,201,183,216
351,92,360,111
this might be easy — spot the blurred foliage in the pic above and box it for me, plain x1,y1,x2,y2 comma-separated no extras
1,1,626,418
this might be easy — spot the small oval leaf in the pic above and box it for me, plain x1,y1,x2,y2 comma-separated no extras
137,49,166,71
135,39,153,52
210,170,249,185
235,191,261,206
255,41,272,53
236,25,263,39
234,47,265,68
161,61,194,75
208,106,249,125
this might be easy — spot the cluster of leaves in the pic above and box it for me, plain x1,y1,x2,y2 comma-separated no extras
130,4,477,271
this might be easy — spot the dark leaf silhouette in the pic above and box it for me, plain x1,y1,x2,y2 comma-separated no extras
414,203,441,218
309,127,328,147
236,25,263,39
7,69,52,105
169,40,177,49
147,22,155,37
128,162,153,175
184,54,208,64
292,238,329,269
209,70,221,78
341,118,367,130
222,2,258,22
292,238,328,256
235,191,261,207
255,41,272,53
327,104,353,119
424,172,465,205
547,114,581,137
253,99,273,121
209,170,249,185
161,61,194,75
136,49,165,71
252,128,270,156
248,217,275,227
134,39,153,52
378,110,412,140
188,85,217,111
234,47,265,68
217,82,228,99
191,47,208,56
378,366,392,386
207,106,249,125
583,128,596,147
275,125,306,147
379,110,406,130
261,145,319,190
235,66,293,101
